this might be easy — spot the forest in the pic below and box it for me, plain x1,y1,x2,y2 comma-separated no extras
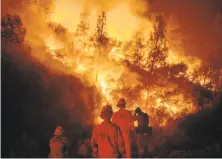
2,0,222,157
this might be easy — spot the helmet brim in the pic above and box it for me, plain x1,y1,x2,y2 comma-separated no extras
117,104,126,108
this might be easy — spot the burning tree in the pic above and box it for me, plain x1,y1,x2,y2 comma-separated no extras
94,11,109,58
75,11,90,54
127,32,146,67
93,11,110,118
76,12,90,37
3,1,222,157
147,15,169,73
23,6,216,127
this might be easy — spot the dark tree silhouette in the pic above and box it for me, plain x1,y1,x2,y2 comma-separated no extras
168,63,188,77
74,11,90,55
95,11,109,48
147,15,169,73
76,12,89,36
130,32,146,67
93,11,110,111
1,14,27,44
1,14,94,158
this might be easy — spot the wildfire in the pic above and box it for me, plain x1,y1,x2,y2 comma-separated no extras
44,34,64,50
23,0,210,127
75,64,88,73
106,4,140,41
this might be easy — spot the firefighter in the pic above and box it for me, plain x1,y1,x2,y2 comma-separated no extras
76,132,92,157
112,98,134,158
134,107,152,157
91,105,126,158
49,126,69,158
135,107,149,127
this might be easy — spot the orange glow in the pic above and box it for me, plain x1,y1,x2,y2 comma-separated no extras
19,0,209,127
106,4,140,41
47,0,83,32
44,35,64,50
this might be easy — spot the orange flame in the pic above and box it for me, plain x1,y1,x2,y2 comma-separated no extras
22,0,208,127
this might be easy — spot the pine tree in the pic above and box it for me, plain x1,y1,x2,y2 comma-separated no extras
93,11,109,112
147,15,169,74
144,15,169,105
95,11,109,48
75,11,90,54
76,12,89,36
131,32,146,67
94,11,109,82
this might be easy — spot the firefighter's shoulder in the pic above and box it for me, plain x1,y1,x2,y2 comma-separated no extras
60,136,68,143
93,123,103,132
50,136,61,144
50,136,66,143
124,109,133,116
111,122,121,130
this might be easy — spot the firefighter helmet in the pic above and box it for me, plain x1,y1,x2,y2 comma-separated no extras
54,126,64,136
116,98,126,108
100,105,113,120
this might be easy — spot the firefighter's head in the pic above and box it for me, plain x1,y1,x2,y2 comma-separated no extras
135,107,142,115
54,126,64,136
116,98,126,108
100,105,113,120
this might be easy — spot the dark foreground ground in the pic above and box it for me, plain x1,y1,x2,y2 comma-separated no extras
1,47,222,157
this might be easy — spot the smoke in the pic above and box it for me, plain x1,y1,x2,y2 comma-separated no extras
2,1,222,155
141,0,222,150
148,0,222,68
3,0,222,61
1,43,95,157
2,0,151,42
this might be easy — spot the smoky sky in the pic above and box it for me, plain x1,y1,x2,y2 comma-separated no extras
2,0,222,68
147,0,222,68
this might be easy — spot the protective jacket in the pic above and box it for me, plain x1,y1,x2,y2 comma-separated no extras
49,136,68,158
91,121,126,158
136,112,149,127
135,112,152,157
112,109,134,158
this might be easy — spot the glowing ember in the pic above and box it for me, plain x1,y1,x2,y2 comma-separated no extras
44,34,64,50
